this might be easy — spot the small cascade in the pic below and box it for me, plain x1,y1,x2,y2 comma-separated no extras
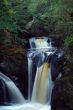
49,38,52,47
0,72,25,104
29,37,49,49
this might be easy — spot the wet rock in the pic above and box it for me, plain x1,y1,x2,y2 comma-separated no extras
0,44,28,99
51,77,73,110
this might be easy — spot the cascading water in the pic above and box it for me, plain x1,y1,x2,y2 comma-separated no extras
31,62,51,104
0,36,64,110
0,37,52,110
28,57,33,101
0,72,51,110
0,72,25,104
28,37,57,105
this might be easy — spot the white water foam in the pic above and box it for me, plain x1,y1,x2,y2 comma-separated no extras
0,103,51,110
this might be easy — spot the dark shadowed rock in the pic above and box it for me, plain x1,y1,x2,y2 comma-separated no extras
51,77,73,110
0,44,28,99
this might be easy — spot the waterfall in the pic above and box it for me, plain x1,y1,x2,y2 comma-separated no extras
0,37,52,110
31,63,50,104
0,72,25,104
0,72,51,110
28,37,56,105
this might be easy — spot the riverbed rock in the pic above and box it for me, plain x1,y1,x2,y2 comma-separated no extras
51,76,73,110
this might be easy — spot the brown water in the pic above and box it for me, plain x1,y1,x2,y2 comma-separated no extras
31,63,50,104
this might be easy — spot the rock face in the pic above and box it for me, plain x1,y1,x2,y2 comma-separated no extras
51,77,73,110
0,44,28,99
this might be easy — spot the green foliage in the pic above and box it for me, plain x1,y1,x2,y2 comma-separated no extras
64,34,73,47
0,0,73,46
0,0,73,34
14,36,27,46
0,0,19,32
64,34,73,65
26,0,73,37
0,0,31,32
